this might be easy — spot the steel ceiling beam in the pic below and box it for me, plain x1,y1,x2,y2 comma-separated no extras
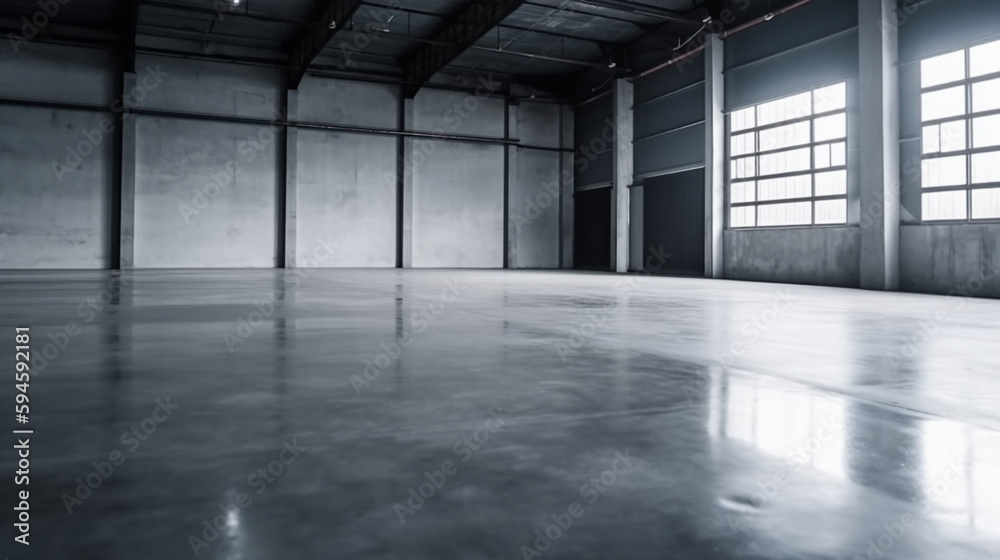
401,0,527,98
288,0,364,89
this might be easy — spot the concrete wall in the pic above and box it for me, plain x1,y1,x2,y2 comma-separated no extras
133,116,280,268
724,227,861,288
410,88,506,268
294,76,398,266
509,102,566,269
0,43,115,269
900,225,1000,298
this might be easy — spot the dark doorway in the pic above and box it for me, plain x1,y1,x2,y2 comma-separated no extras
643,169,705,276
574,186,612,271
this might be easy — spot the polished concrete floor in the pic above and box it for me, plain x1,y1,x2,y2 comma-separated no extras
1,269,998,560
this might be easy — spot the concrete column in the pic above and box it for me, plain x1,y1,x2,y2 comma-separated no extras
119,72,137,269
704,34,725,279
559,104,574,269
506,103,518,268
401,98,415,268
612,78,633,274
858,0,901,290
284,90,298,268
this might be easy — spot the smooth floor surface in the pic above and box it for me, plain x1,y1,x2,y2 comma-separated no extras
1,269,998,560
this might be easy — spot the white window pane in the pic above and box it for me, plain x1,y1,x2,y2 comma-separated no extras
815,199,847,224
815,170,847,196
972,187,1000,219
922,155,968,187
940,120,967,152
922,86,966,121
972,78,1000,113
814,113,847,142
731,132,755,156
970,39,1000,78
731,182,756,203
923,124,941,154
831,142,846,166
815,144,831,168
921,50,966,88
813,83,847,113
972,151,1000,184
759,147,810,176
730,205,756,228
922,190,968,220
758,91,812,127
732,107,756,132
732,157,756,179
758,174,811,201
759,121,810,151
973,115,1000,148
758,201,812,227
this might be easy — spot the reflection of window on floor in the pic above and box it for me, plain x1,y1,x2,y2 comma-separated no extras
921,421,1000,534
919,39,1000,221
713,375,846,479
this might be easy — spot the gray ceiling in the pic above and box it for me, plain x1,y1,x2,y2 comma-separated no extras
0,0,802,99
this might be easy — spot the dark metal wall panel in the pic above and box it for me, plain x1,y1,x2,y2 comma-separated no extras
898,0,1000,63
643,169,705,276
635,58,705,105
723,0,858,112
573,186,612,270
898,61,922,224
635,124,705,179
574,94,614,189
635,83,705,140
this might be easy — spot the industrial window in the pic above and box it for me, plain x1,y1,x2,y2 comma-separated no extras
728,83,848,228
920,39,1000,221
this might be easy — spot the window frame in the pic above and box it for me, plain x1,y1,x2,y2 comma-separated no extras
727,82,850,230
919,39,1000,223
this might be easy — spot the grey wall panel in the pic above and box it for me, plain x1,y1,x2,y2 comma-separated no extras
898,0,1000,63
133,116,279,268
0,106,112,268
412,87,505,138
635,124,705,179
411,141,505,268
0,43,115,106
725,28,859,112
629,185,643,272
724,227,861,288
133,55,282,120
725,0,858,70
296,76,400,128
516,101,561,149
510,148,561,268
635,60,705,104
900,224,1000,298
635,83,705,140
295,130,396,267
